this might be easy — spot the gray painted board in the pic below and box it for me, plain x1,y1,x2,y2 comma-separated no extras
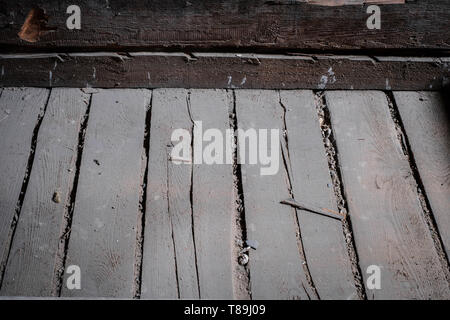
0,88,49,287
189,89,235,299
141,88,199,299
394,91,450,257
1,88,88,296
235,89,313,300
62,89,150,297
326,91,450,299
280,90,357,300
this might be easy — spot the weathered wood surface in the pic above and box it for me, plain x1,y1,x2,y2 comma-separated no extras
393,91,450,257
0,88,49,287
235,90,313,299
0,88,449,299
0,53,449,90
1,89,88,296
280,90,357,299
62,89,150,297
189,89,235,299
141,88,199,299
326,91,450,299
304,0,403,5
0,0,444,52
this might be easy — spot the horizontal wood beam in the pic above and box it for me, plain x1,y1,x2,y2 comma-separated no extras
285,1,404,5
0,52,448,90
0,1,446,53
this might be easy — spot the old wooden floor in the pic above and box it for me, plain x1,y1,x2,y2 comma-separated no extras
0,88,449,299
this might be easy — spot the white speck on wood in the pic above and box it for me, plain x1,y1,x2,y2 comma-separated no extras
318,75,328,89
328,67,336,84
385,78,391,90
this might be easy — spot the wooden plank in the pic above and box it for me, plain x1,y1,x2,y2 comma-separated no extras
326,91,450,299
305,0,404,5
280,90,357,299
61,89,150,297
0,1,444,52
189,89,234,299
234,89,313,299
0,88,49,287
1,89,88,296
0,53,448,90
141,88,199,299
393,91,450,257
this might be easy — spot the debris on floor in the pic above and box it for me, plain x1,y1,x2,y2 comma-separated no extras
238,239,258,266
280,198,346,220
52,191,61,204
238,253,249,266
81,88,99,94
245,239,259,250
168,155,192,163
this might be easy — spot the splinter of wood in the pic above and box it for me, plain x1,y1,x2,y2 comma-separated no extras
280,198,346,220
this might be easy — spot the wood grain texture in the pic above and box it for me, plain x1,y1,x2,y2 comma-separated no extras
189,89,235,299
0,0,443,52
235,89,313,299
393,91,450,257
0,53,448,90
305,0,403,5
326,91,450,299
141,88,199,299
0,88,49,286
1,89,88,296
61,89,150,297
280,90,357,299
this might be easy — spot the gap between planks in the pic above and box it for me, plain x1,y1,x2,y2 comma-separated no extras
133,91,153,298
313,91,367,299
229,89,252,300
186,91,202,299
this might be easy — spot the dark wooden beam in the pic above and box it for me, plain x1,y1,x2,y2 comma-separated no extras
0,52,448,90
0,1,447,53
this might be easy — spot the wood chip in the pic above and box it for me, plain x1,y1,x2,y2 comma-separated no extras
280,198,346,220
